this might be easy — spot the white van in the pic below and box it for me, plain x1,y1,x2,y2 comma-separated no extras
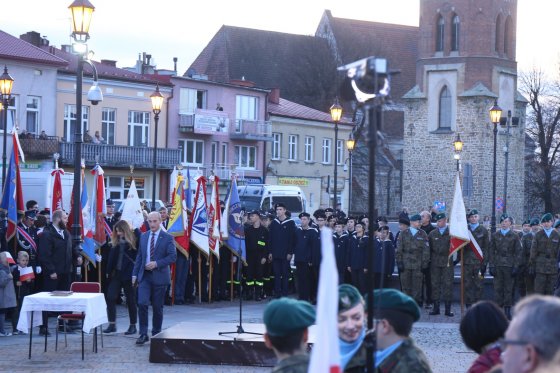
237,184,307,220
19,170,74,211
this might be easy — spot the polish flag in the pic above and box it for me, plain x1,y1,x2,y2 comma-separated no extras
18,266,35,282
5,252,15,265
449,173,471,258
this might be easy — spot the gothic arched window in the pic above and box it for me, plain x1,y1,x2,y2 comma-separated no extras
451,15,460,51
495,14,502,53
438,86,452,129
436,15,445,52
504,16,513,58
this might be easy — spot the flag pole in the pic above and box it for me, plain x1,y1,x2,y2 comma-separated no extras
198,255,202,303
461,245,464,318
230,258,234,301
209,255,213,303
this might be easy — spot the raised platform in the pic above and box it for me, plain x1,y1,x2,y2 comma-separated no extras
150,322,316,366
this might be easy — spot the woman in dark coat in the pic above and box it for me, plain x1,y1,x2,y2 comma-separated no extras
103,220,139,335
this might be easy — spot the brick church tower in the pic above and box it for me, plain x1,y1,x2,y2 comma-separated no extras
402,0,526,221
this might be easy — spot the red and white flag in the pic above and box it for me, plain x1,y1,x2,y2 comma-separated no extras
4,252,15,265
18,266,35,282
449,173,472,258
90,164,107,246
308,227,341,373
207,175,221,259
51,168,64,219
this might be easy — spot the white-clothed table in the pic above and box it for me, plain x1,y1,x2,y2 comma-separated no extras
17,292,108,333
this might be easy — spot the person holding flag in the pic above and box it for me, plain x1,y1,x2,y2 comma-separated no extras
15,211,40,286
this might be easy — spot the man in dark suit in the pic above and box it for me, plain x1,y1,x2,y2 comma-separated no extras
132,211,177,345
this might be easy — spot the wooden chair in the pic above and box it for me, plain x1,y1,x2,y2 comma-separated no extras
55,282,103,360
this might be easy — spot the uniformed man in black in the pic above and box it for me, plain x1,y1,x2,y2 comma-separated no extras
16,211,40,292
293,212,318,302
268,203,297,297
244,210,269,301
346,221,368,293
333,218,349,284
419,211,435,308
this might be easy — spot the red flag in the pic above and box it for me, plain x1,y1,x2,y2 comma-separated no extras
5,252,15,265
51,168,64,217
18,266,35,282
90,164,107,245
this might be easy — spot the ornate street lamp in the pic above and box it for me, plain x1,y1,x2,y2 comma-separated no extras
453,133,463,172
69,0,95,251
0,66,14,190
150,84,164,212
489,100,502,233
330,98,342,210
346,133,355,213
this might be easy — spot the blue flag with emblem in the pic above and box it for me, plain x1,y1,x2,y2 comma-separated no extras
225,177,246,262
188,175,210,257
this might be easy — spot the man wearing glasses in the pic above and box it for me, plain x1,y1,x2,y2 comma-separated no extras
501,295,560,372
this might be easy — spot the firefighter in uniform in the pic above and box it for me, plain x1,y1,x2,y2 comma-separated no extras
16,210,40,292
488,214,522,319
428,213,454,316
244,210,268,301
466,209,489,307
529,213,560,296
396,214,430,307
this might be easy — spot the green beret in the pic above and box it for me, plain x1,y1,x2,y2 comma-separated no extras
370,289,421,322
435,212,446,221
338,284,364,313
541,213,553,223
398,218,410,226
555,220,560,229
522,219,531,226
530,218,540,226
409,214,421,222
263,298,315,337
500,214,510,223
467,209,479,217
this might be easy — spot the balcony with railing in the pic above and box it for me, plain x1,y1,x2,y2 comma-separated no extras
19,135,60,159
59,142,181,169
229,119,273,141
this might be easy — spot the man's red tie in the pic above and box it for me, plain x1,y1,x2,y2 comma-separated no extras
150,233,155,261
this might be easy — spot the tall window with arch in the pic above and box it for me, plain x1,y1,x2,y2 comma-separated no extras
436,15,445,52
504,16,513,58
438,86,452,130
451,15,460,51
495,14,502,53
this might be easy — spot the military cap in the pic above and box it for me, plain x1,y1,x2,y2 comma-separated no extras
467,209,479,217
247,209,260,216
530,218,540,226
298,212,311,219
263,298,315,337
358,214,367,222
522,219,531,226
398,218,410,226
338,284,364,313
555,220,560,229
327,215,337,222
275,202,286,209
337,218,348,225
499,214,511,223
313,209,325,218
316,213,327,219
541,213,554,223
324,208,334,213
376,216,388,224
409,214,421,222
435,212,446,221
106,199,114,206
370,288,421,322
24,210,37,220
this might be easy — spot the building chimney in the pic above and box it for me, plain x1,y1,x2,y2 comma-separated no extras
173,57,178,74
20,31,42,47
269,88,280,104
61,45,72,53
100,59,117,67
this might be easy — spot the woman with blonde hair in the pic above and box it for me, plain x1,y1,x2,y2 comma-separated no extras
103,220,140,335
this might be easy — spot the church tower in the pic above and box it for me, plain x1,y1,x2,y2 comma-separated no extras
402,0,526,220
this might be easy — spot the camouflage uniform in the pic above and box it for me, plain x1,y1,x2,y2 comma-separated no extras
488,230,522,307
529,229,560,295
272,354,309,373
345,338,432,373
396,229,430,305
465,224,489,305
519,231,535,296
428,227,454,303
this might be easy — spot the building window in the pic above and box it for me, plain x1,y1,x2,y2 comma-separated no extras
179,88,206,113
322,138,332,164
63,104,89,142
462,163,473,198
26,96,40,134
127,111,150,147
504,16,513,57
178,139,204,165
495,14,502,53
221,143,228,165
101,108,115,145
304,136,314,162
336,139,344,165
235,95,258,132
451,15,460,52
436,15,444,52
438,86,452,129
272,132,281,160
105,176,145,199
288,135,298,161
234,145,257,169
4,96,17,133
211,141,218,166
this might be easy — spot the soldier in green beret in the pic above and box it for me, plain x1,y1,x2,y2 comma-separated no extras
517,218,538,297
465,209,489,308
263,298,316,373
428,213,455,317
337,284,366,371
528,213,560,296
488,215,522,319
396,214,430,307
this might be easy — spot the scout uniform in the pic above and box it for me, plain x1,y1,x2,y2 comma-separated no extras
428,213,454,317
529,213,560,295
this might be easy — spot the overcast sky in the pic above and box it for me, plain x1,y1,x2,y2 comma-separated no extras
1,0,557,77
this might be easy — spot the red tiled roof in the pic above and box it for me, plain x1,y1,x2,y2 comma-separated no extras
0,30,67,67
268,98,353,126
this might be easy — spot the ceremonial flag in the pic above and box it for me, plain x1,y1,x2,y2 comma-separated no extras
167,172,190,258
185,167,192,210
208,175,221,259
79,171,96,266
121,179,144,229
90,164,107,246
169,166,178,198
4,251,15,265
220,183,229,240
0,130,25,241
224,176,245,262
467,230,484,261
188,176,210,257
309,227,341,373
449,173,470,258
18,266,35,282
51,167,64,219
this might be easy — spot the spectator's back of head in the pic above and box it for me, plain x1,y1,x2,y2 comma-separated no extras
460,301,508,354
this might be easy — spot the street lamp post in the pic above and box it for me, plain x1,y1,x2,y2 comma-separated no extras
489,100,502,234
503,110,511,214
346,133,355,214
69,0,95,250
150,84,164,212
0,66,14,191
453,133,463,172
330,99,342,210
